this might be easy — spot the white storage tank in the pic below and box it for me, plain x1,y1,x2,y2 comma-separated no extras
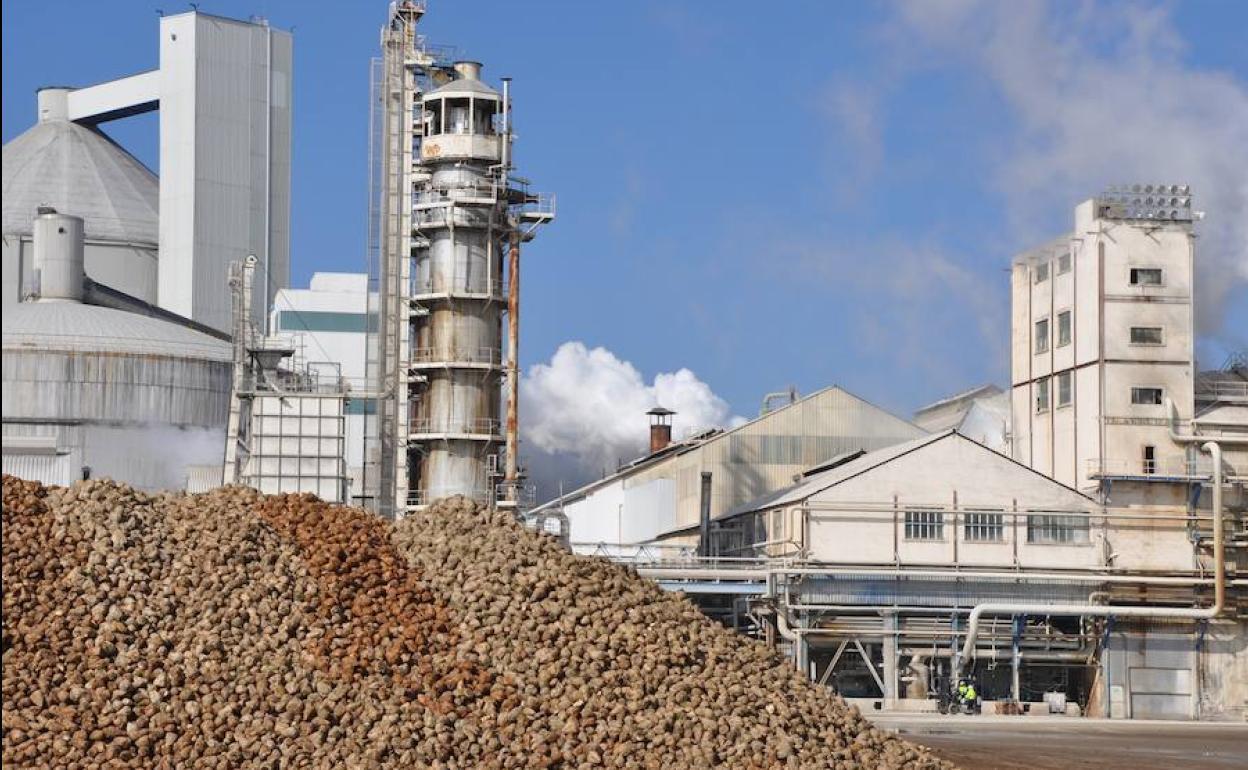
2,211,232,490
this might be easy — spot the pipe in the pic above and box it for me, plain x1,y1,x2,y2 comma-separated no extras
503,227,520,495
901,648,1090,662
1167,397,1248,446
955,441,1227,677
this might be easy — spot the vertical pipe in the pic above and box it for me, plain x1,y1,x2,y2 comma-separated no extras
883,611,898,706
504,227,520,491
699,471,713,557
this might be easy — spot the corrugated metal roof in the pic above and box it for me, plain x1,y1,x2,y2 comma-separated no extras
531,385,925,514
715,430,955,519
2,302,232,362
2,119,159,243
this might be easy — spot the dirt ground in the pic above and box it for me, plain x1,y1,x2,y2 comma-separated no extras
868,714,1248,770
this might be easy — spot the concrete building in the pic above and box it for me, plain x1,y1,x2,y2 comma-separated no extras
530,386,927,555
1008,188,1247,493
2,11,292,334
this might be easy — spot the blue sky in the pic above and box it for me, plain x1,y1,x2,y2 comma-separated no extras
4,0,1246,433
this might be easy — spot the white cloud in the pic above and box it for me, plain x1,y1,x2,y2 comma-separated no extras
832,0,1248,342
520,341,741,497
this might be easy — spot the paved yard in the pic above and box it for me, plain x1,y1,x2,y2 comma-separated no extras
867,713,1248,770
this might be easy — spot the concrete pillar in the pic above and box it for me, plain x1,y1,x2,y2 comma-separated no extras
882,612,898,706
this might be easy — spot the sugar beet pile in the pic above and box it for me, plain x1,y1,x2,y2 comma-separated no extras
2,476,952,769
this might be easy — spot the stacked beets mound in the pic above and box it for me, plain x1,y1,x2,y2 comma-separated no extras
2,475,952,769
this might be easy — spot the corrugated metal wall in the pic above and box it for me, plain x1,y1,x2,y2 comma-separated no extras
627,387,926,531
3,350,231,426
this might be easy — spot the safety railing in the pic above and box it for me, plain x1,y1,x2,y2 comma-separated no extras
518,192,556,221
409,346,502,365
1196,379,1248,401
406,486,492,508
408,416,502,436
410,276,504,297
1086,457,1213,478
494,481,537,509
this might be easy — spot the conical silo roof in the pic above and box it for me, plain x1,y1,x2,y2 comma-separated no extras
2,119,159,244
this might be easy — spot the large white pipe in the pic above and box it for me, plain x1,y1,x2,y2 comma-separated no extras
955,441,1226,677
1167,398,1248,446
636,566,1235,586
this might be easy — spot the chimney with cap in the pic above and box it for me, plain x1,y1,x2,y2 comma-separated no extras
647,407,675,454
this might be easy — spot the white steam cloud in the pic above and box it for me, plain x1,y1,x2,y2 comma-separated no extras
831,0,1248,347
520,342,742,499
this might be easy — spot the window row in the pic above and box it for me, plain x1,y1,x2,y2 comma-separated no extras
1033,262,1164,286
1031,253,1072,284
903,509,1089,544
1034,315,1163,352
1034,375,1164,412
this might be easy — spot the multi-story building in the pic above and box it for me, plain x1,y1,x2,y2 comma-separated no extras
1010,189,1203,491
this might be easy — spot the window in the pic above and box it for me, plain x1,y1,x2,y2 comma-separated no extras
1035,318,1050,353
1130,326,1164,345
1131,386,1163,406
1027,514,1089,544
1035,377,1050,413
1057,371,1072,407
905,509,944,541
1034,263,1050,284
1057,310,1072,347
1130,267,1163,286
1143,445,1156,475
964,511,1004,542
1057,252,1072,274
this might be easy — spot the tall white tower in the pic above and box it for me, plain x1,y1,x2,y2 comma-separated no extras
1010,186,1198,494
369,1,553,517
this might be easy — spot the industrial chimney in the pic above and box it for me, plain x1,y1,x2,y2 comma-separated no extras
647,407,675,454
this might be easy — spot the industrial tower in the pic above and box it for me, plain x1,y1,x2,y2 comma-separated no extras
369,1,553,517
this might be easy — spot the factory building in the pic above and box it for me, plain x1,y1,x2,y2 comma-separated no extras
530,386,927,555
610,187,1245,721
2,10,292,334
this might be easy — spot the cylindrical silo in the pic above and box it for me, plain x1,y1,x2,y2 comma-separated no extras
31,210,85,302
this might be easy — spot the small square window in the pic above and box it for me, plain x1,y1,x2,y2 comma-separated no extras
1057,253,1072,274
1130,326,1163,345
1034,263,1050,284
1057,371,1072,406
1035,318,1050,354
1131,386,1163,405
1130,268,1163,286
1036,377,1050,412
1057,311,1071,347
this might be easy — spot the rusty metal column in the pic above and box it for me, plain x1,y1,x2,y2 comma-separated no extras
504,227,521,497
